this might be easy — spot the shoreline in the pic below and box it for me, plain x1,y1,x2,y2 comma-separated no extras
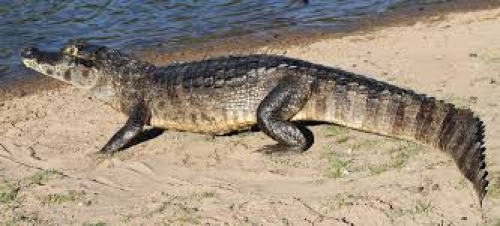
140,0,500,63
1,5,499,225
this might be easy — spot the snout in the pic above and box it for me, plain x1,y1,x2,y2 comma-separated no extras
21,46,41,59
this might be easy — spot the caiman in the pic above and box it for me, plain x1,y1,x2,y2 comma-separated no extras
21,41,488,206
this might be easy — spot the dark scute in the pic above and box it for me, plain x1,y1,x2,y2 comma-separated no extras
455,117,478,159
262,55,281,69
203,60,215,87
334,82,348,121
392,94,405,135
437,107,488,207
192,61,207,87
175,65,188,86
162,66,177,90
415,97,435,142
438,106,457,150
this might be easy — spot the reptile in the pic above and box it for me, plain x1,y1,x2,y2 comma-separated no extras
21,41,488,206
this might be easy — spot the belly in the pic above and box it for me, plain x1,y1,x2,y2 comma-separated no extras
150,108,258,135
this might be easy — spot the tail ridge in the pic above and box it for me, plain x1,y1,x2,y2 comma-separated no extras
407,98,488,206
315,75,489,206
439,109,488,206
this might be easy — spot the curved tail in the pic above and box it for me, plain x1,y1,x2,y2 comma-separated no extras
436,104,488,206
300,71,489,206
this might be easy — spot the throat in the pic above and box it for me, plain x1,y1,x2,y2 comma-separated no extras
89,85,116,104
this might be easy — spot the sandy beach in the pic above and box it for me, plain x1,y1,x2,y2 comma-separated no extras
1,7,500,226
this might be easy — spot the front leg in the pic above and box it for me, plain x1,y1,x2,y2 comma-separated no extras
257,74,314,152
99,102,150,155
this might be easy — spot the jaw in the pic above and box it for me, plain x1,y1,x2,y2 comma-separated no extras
22,48,117,104
21,50,99,89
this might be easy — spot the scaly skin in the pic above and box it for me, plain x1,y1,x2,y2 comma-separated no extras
21,42,488,206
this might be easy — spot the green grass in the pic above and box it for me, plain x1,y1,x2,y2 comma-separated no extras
326,153,350,178
366,141,424,175
44,190,85,204
267,156,303,169
454,178,468,190
335,135,351,144
0,180,18,204
395,200,434,217
200,191,216,198
321,193,350,212
166,216,201,225
321,144,352,178
3,212,42,226
389,142,424,168
487,177,500,199
352,139,379,151
391,151,412,168
368,164,391,175
325,125,350,138
119,214,134,224
23,169,63,187
158,200,202,225
190,191,217,200
485,55,500,63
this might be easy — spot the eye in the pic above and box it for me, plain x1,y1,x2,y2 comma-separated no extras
62,41,105,62
63,45,79,57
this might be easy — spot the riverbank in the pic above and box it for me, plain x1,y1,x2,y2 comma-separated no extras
1,7,500,226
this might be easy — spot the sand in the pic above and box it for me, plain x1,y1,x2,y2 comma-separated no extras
1,7,500,226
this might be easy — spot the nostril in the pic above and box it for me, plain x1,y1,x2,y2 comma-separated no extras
21,46,39,59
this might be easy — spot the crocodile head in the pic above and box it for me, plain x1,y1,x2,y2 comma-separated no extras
21,42,107,89
21,42,127,104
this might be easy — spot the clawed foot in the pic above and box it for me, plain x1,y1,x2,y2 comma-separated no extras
256,144,305,154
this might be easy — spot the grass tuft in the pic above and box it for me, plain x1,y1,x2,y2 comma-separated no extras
326,153,350,178
325,125,350,137
321,193,350,213
0,180,18,204
487,177,500,199
3,212,43,226
44,190,85,204
366,141,424,175
389,141,424,168
23,169,63,187
395,200,434,216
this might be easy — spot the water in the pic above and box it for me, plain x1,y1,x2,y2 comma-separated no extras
0,0,454,84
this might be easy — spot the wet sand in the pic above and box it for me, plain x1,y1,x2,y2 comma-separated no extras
1,7,500,226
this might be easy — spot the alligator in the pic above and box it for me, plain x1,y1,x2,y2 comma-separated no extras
21,41,488,206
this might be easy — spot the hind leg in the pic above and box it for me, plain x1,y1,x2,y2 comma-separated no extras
256,75,314,153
